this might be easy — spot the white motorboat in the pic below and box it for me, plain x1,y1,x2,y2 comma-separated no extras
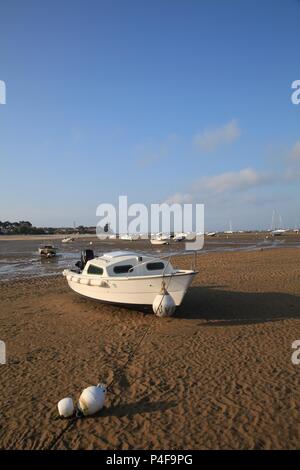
224,220,233,234
38,244,57,258
150,232,170,245
271,229,287,236
173,232,186,242
119,233,140,241
150,238,168,245
63,250,197,309
62,237,74,243
270,210,287,236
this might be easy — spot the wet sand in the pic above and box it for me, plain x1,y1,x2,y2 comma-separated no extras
1,232,300,281
0,248,300,449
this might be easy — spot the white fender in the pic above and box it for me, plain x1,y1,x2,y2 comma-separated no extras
153,292,176,317
78,384,106,416
58,397,74,418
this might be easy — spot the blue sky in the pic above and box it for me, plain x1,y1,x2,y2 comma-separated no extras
1,0,300,230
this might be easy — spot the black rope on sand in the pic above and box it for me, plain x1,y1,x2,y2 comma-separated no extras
48,315,155,450
106,314,155,393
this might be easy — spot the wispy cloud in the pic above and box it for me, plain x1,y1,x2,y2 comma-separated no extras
135,134,179,168
165,192,194,204
282,140,300,180
166,167,275,204
135,120,241,168
136,145,168,168
289,141,300,160
193,168,272,194
284,167,300,181
194,119,241,153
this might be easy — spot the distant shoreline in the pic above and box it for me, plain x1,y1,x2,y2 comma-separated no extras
0,231,299,242
0,233,97,241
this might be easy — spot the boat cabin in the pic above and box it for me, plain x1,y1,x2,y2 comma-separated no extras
82,251,175,278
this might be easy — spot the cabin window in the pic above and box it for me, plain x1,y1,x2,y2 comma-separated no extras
87,265,103,275
113,265,133,274
146,262,165,271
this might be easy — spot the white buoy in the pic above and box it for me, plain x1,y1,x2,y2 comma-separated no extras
152,282,176,317
58,397,74,418
78,383,106,416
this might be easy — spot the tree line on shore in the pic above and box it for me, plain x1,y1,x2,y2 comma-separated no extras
0,221,95,235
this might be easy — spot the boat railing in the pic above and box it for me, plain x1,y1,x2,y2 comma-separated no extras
127,250,198,276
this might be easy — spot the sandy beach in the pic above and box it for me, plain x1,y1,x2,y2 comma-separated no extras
0,247,299,449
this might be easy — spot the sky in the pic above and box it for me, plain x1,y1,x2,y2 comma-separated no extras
0,0,300,231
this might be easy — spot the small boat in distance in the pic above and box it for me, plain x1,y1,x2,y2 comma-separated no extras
62,237,74,243
119,233,140,241
224,220,233,234
173,232,186,242
270,209,287,236
38,244,57,258
63,250,197,310
150,232,170,245
150,238,169,245
271,229,287,236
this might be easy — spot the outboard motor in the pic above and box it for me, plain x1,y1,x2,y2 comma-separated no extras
83,249,94,265
75,249,94,270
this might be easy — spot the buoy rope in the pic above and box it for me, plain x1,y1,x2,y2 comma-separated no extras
48,414,77,449
106,314,155,394
48,311,155,450
155,254,175,314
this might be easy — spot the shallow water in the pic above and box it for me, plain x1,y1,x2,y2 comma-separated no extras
0,239,80,280
0,236,299,281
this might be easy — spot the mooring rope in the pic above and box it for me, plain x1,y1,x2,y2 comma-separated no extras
48,313,155,450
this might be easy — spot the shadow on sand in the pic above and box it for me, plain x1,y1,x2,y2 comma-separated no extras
75,284,300,326
83,398,177,419
176,285,300,326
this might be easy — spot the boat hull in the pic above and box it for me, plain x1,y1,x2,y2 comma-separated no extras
150,239,169,245
39,249,57,257
64,271,196,306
